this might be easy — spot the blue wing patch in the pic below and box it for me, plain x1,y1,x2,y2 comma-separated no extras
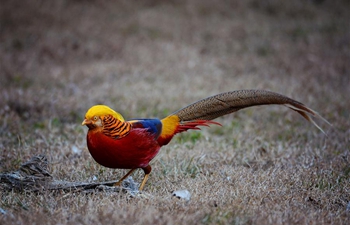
129,118,162,139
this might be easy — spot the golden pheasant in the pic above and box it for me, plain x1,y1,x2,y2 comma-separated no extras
82,90,328,191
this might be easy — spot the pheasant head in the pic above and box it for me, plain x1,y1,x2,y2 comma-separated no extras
82,105,125,129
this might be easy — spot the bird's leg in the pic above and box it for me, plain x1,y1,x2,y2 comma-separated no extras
139,165,152,191
114,169,136,187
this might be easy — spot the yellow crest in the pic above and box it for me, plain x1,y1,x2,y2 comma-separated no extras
85,105,125,121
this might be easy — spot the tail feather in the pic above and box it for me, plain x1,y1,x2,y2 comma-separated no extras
284,103,331,135
176,120,221,134
171,89,329,134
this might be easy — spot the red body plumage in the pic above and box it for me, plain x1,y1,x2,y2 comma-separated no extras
86,127,161,169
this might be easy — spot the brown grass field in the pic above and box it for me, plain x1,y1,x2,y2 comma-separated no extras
1,0,349,224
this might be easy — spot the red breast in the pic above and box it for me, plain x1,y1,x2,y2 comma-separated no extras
86,128,161,169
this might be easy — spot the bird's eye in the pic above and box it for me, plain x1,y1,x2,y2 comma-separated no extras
93,116,98,121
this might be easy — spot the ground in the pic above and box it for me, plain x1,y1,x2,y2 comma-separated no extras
0,0,349,224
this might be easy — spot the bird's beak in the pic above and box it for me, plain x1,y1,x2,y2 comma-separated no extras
82,119,92,126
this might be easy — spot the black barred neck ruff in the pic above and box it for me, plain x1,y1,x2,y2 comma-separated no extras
102,115,131,139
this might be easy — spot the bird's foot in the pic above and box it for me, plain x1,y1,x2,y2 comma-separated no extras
113,181,122,187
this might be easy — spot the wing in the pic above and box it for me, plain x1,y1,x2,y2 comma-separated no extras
129,118,163,139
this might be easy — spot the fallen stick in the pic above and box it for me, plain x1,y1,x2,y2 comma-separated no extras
0,155,138,193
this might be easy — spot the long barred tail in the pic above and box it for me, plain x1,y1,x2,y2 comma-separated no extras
171,89,330,134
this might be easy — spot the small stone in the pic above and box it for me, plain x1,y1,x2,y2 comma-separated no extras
172,189,191,201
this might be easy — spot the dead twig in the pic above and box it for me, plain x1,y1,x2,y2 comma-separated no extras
0,155,137,193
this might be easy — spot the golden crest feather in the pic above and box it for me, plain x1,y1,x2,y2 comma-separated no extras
85,105,125,122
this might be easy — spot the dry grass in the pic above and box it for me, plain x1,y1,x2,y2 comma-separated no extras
1,0,349,224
